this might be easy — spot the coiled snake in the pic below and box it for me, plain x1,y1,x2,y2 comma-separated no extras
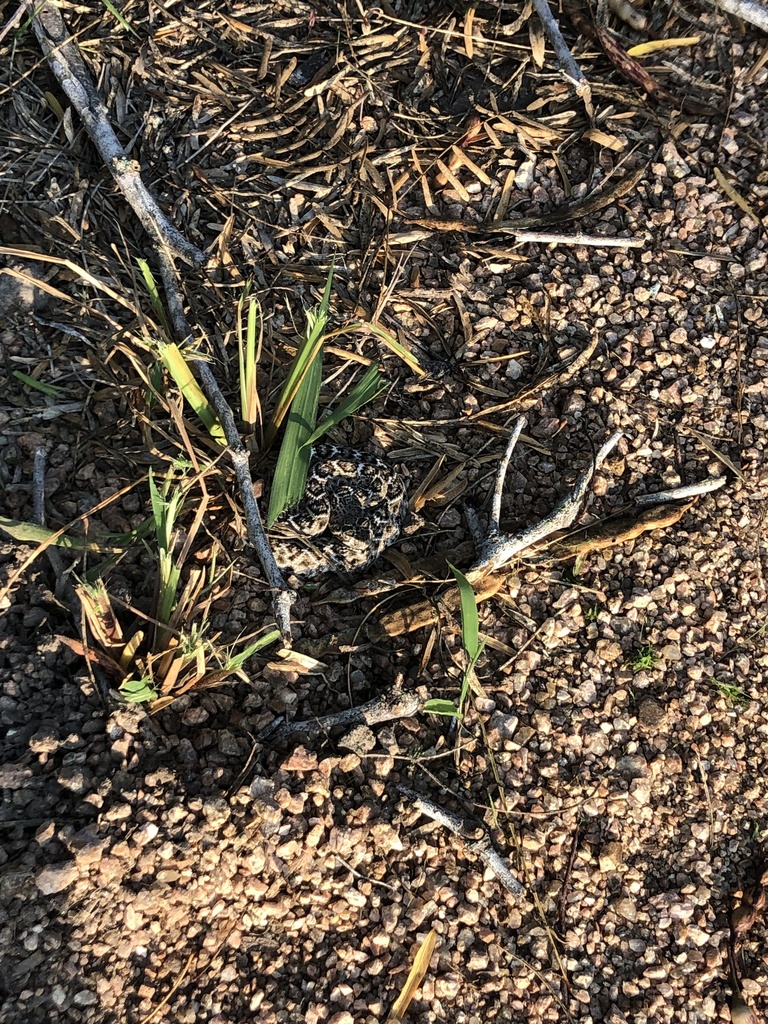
270,444,409,579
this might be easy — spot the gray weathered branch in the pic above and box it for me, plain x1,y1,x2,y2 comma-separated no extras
33,2,296,638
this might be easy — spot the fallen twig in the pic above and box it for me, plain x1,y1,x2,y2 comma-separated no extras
715,0,768,32
469,419,624,576
397,785,526,898
32,4,206,268
33,3,295,639
634,476,727,505
259,674,420,744
531,0,593,114
512,230,644,248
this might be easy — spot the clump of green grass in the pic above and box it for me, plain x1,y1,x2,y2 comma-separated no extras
710,678,750,708
265,264,393,527
70,465,280,707
630,643,659,672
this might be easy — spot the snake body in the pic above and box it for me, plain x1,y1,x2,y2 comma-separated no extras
271,444,408,579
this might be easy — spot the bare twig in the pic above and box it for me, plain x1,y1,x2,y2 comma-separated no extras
634,476,728,505
513,231,644,248
470,423,624,576
259,674,419,744
489,416,525,537
714,0,768,31
33,4,295,638
398,786,526,898
32,446,46,528
531,0,593,114
32,4,205,268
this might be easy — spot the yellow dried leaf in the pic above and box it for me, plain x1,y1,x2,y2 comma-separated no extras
584,128,626,152
627,36,700,57
387,930,438,1021
528,20,545,68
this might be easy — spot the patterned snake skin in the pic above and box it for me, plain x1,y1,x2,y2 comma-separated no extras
270,444,408,579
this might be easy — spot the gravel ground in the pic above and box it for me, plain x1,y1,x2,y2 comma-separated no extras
2,2,768,1022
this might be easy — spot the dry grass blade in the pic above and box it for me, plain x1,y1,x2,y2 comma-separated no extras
386,929,438,1022
686,426,747,483
77,580,125,658
713,168,764,231
0,245,140,313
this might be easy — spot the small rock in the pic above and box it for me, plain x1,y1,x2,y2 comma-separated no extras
73,990,97,1007
51,985,69,1009
0,761,34,788
617,754,648,779
35,820,56,844
57,765,91,794
181,706,209,726
613,897,638,922
29,729,61,754
339,725,376,755
69,825,108,866
36,861,78,895
133,823,159,847
531,710,551,735
435,973,462,999
281,747,320,772
692,256,722,275
629,778,652,805
599,842,624,873
637,697,666,728
487,713,519,745
515,157,536,190
202,798,230,828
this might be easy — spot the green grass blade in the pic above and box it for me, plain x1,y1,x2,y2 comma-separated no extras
447,562,480,660
265,262,335,447
137,259,172,336
120,676,158,703
158,342,226,445
11,371,66,397
267,345,322,526
224,629,281,671
148,470,185,624
0,517,115,552
423,698,460,717
302,364,386,448
100,0,140,36
362,322,425,375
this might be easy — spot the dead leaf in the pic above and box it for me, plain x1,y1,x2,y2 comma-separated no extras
386,929,438,1021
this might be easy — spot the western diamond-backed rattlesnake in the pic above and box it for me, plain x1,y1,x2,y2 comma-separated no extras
270,444,408,579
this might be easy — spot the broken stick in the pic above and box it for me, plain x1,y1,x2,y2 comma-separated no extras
32,3,295,638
